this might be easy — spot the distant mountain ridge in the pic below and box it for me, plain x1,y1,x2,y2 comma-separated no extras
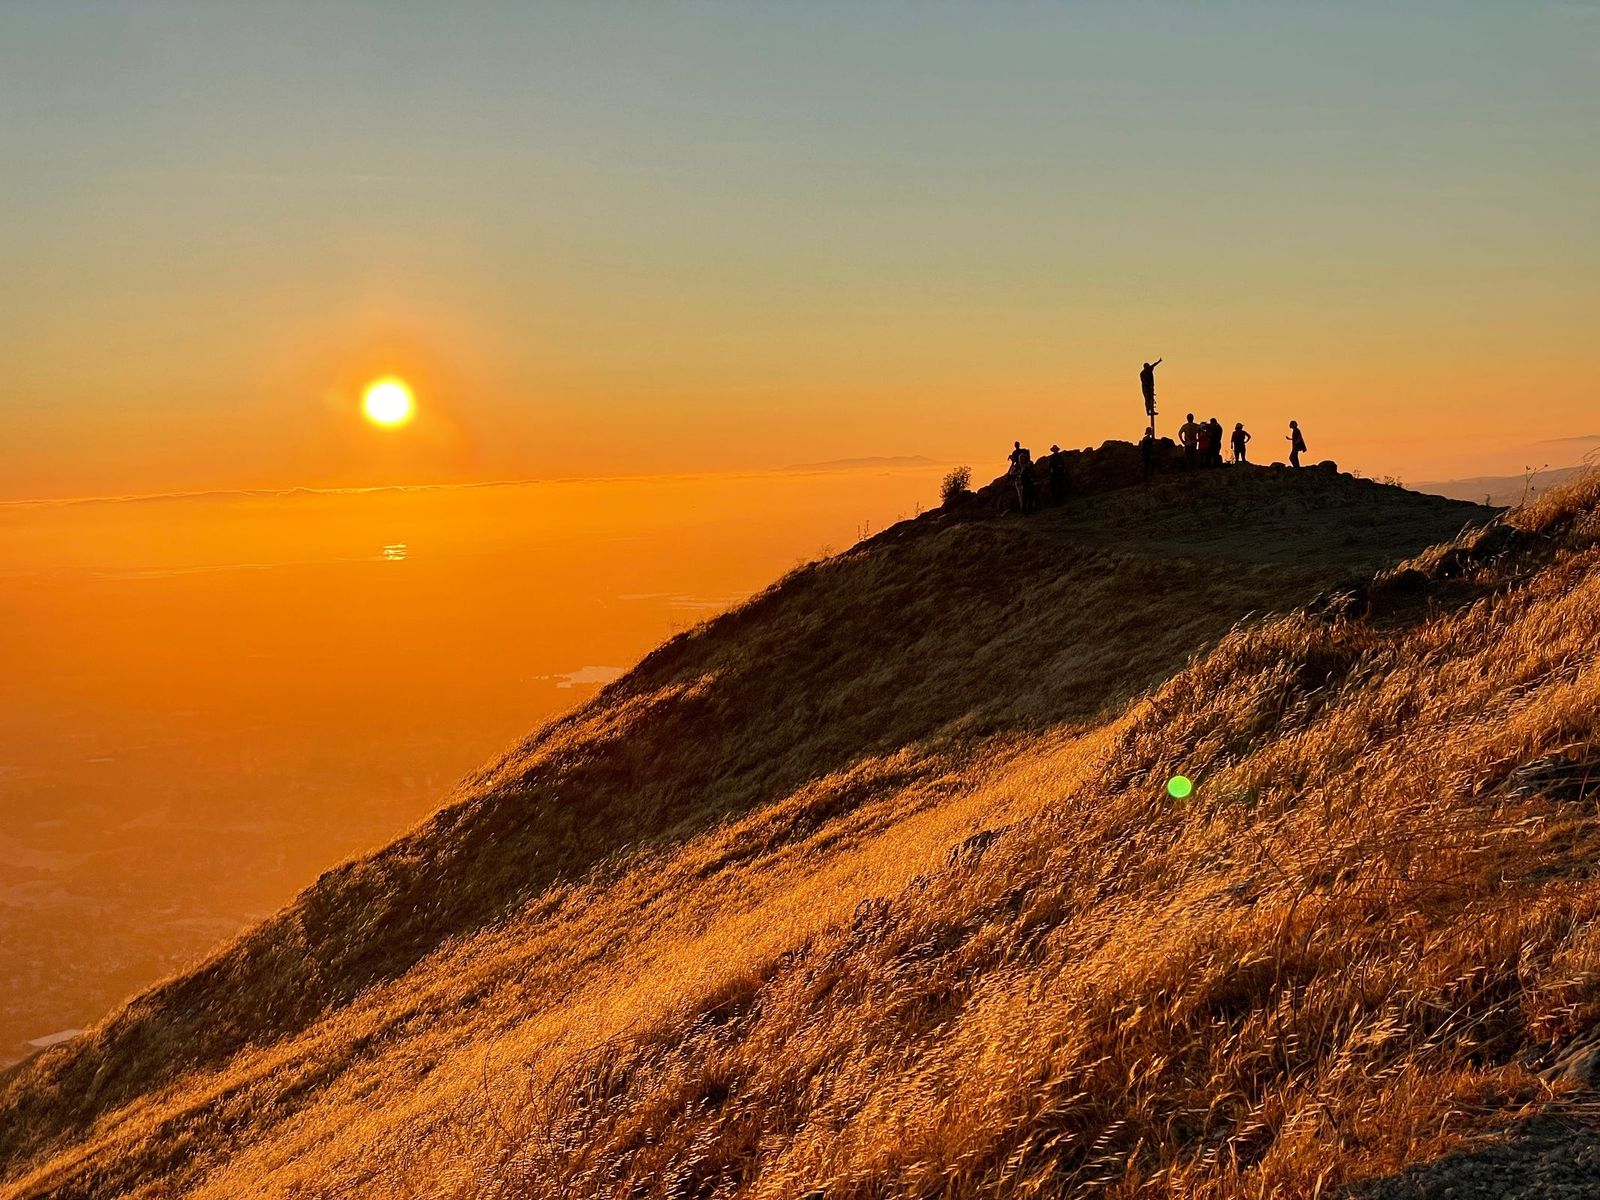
1415,463,1589,508
781,454,940,471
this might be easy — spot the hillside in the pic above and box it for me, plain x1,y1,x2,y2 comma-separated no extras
12,455,1600,1198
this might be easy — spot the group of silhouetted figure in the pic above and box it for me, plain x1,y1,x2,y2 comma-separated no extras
1005,440,1071,515
1003,358,1312,515
1141,358,1308,468
1167,413,1262,468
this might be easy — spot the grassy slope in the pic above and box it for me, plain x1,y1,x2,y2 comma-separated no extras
0,466,1524,1198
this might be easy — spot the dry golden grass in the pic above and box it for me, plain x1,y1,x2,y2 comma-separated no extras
12,466,1595,1199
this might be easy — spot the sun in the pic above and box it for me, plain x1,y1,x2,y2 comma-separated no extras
361,378,415,427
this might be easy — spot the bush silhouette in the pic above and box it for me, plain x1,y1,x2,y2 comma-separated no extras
940,465,972,505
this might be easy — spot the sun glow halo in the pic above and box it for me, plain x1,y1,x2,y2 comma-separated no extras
362,378,416,427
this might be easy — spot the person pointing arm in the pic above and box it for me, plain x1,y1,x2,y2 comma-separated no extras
1140,359,1163,419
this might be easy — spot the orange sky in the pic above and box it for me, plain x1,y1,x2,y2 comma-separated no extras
2,4,1596,499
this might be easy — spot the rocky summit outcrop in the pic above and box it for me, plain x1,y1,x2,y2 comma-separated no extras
943,437,1342,517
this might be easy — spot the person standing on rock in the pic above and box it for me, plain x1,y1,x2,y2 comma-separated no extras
1286,420,1307,468
1140,430,1158,481
1178,413,1203,469
1231,422,1251,463
1207,417,1225,468
1046,445,1069,505
1140,359,1162,433
1008,441,1037,514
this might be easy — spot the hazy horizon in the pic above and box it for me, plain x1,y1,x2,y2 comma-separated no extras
2,437,1596,508
0,456,946,508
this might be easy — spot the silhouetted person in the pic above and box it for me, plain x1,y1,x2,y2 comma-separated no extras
1207,418,1225,467
1231,422,1251,463
1178,413,1203,468
1008,442,1037,513
1287,420,1307,468
1140,359,1162,425
1017,460,1038,514
1046,444,1069,505
1139,430,1158,481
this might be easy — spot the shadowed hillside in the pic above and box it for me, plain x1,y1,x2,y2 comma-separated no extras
14,455,1584,1199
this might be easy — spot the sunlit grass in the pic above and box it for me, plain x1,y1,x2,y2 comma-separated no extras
8,468,1592,1199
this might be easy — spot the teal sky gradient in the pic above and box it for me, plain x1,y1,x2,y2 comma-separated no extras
2,2,1596,496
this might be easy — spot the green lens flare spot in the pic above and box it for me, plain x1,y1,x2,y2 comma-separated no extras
1166,774,1194,800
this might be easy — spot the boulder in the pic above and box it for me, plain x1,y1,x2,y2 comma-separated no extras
1542,1028,1600,1087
